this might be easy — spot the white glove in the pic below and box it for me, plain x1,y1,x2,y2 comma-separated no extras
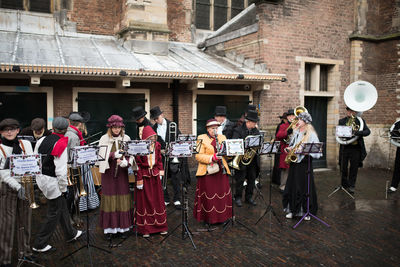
136,184,143,190
114,151,122,159
119,158,128,168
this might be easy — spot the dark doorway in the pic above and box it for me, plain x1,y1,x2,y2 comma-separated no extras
304,96,328,168
196,94,250,135
77,92,146,141
0,92,47,129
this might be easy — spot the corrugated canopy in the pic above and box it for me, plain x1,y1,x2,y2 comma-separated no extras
0,9,285,82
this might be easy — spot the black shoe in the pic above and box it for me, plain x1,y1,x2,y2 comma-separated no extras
347,187,355,194
235,198,242,207
245,199,257,206
21,255,38,263
105,233,112,241
120,232,128,239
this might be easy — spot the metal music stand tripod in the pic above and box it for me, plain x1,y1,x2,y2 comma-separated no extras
327,146,355,200
293,143,330,229
255,141,282,226
160,138,197,249
61,145,110,265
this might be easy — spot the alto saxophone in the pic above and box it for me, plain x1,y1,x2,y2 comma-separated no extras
284,141,303,164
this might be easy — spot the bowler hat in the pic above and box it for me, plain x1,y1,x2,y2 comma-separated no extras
150,106,163,120
132,106,147,121
246,110,259,122
214,106,227,116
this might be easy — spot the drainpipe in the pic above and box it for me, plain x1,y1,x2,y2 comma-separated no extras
172,79,179,125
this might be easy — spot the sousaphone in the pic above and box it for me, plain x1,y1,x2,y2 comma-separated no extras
390,119,400,147
336,81,378,145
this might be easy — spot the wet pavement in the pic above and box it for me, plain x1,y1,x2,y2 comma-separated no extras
21,167,400,266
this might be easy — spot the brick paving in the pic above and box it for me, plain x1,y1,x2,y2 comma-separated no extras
25,168,399,266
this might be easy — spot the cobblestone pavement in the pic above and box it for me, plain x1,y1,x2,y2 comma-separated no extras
24,168,400,266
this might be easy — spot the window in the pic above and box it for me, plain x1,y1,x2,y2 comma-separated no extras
195,0,248,31
304,62,332,92
0,0,52,13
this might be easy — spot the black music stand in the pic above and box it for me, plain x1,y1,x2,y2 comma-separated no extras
255,141,282,226
222,137,259,236
61,145,110,265
292,143,330,229
160,140,196,249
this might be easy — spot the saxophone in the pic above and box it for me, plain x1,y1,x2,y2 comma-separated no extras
284,141,303,164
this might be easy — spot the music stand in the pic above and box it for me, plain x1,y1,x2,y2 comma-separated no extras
61,145,110,265
255,141,282,226
292,142,330,229
160,140,196,249
222,137,258,236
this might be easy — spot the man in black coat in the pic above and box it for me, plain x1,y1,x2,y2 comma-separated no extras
132,106,152,140
388,120,400,193
150,106,191,208
338,107,370,193
214,106,235,139
232,110,260,207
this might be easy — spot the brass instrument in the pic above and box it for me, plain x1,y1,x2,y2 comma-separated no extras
68,167,87,197
283,106,308,143
346,114,360,132
21,176,39,209
228,135,260,170
390,119,400,147
214,129,226,174
284,141,303,164
162,122,179,190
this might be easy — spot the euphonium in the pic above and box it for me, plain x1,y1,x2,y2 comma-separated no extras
22,176,39,209
241,147,258,166
228,154,242,170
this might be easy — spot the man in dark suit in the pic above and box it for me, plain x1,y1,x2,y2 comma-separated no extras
150,106,190,208
132,106,152,140
338,107,370,194
232,110,260,207
388,120,400,193
214,106,235,139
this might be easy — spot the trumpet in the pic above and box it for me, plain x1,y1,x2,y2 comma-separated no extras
21,176,39,209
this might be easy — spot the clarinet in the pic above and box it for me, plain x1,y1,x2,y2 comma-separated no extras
214,129,227,175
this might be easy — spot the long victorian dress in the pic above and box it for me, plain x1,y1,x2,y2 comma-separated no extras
193,133,232,224
98,133,134,234
282,129,322,217
135,126,168,235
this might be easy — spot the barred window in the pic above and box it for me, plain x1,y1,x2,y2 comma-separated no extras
0,0,51,13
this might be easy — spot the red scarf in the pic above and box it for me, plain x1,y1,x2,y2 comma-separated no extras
51,133,69,157
69,125,86,146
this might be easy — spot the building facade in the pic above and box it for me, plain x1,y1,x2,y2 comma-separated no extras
0,0,399,169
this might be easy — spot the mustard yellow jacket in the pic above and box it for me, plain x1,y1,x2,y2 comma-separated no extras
195,134,231,176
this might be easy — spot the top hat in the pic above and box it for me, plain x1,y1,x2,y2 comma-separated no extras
279,112,288,119
245,110,259,122
247,104,257,113
132,106,147,121
150,106,163,120
287,109,295,115
214,106,227,116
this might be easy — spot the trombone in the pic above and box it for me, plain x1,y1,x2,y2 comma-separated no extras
162,122,179,190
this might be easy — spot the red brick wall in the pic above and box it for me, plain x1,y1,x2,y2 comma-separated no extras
53,82,73,116
167,0,192,42
67,0,123,35
366,0,398,35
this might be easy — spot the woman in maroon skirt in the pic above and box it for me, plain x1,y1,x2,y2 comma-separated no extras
98,115,133,240
135,126,168,237
194,119,232,224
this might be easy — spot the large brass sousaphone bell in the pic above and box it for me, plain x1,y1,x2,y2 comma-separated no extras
336,81,378,145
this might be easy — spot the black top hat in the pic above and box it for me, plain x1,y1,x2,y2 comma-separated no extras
150,106,163,120
279,112,288,119
287,109,295,115
246,110,259,122
214,106,227,116
247,104,257,113
132,106,147,121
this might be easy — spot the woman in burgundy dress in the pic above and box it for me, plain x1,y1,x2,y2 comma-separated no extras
135,126,168,237
98,115,134,240
193,119,232,224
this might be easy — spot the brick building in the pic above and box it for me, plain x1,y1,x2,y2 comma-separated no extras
0,0,399,169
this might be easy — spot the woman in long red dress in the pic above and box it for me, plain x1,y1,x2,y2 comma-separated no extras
135,126,168,237
98,115,134,240
193,119,232,224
